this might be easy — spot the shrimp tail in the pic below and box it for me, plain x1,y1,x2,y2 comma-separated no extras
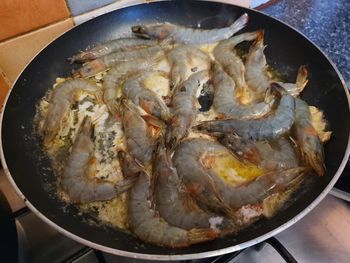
295,65,309,93
188,229,218,244
301,143,326,176
230,13,249,34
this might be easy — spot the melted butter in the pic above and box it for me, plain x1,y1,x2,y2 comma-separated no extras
205,150,265,187
143,71,170,97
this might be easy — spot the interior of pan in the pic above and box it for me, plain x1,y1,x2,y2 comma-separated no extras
1,0,349,258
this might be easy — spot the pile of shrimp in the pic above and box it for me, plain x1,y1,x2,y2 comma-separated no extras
36,13,331,248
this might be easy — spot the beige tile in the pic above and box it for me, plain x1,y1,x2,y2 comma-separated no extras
0,0,70,41
0,19,74,83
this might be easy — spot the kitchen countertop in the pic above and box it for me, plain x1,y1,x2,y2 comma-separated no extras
261,0,350,87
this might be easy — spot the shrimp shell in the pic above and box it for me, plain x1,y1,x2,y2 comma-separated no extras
120,99,158,164
40,79,99,143
194,83,296,141
118,150,216,248
69,38,158,63
153,141,237,232
292,98,326,176
76,45,165,77
122,70,170,121
218,134,299,170
103,59,157,115
212,62,275,119
174,138,307,210
167,45,211,89
165,70,209,149
213,31,261,97
132,13,249,45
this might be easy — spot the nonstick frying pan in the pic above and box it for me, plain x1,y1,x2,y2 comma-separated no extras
1,0,349,260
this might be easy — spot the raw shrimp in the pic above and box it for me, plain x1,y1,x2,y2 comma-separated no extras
132,13,248,45
212,62,275,119
245,32,308,97
122,70,170,120
69,38,158,63
218,134,299,170
194,83,296,140
153,140,237,232
103,59,157,115
173,138,237,217
292,98,325,176
40,79,99,143
61,117,137,203
118,150,216,248
120,99,159,164
167,45,211,89
75,45,166,77
213,31,260,98
173,138,307,210
165,70,209,149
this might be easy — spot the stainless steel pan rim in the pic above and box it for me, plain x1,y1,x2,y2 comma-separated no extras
1,0,349,260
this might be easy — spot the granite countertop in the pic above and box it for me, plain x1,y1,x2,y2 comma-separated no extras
261,0,350,87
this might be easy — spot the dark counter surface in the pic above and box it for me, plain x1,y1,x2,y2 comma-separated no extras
261,0,350,86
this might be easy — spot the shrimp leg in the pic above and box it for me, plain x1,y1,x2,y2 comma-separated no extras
118,150,216,248
194,83,295,141
132,13,249,45
292,98,325,176
61,117,137,203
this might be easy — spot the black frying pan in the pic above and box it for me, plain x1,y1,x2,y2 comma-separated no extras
1,0,349,260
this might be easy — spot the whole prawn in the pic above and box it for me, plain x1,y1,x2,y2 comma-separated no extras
173,138,307,210
245,31,308,97
103,59,157,115
69,38,158,63
167,45,211,89
122,70,170,121
212,62,275,119
218,134,299,170
153,140,238,233
132,13,249,45
194,83,296,141
61,117,137,203
213,31,261,99
118,150,217,248
165,70,209,149
292,98,325,176
75,45,166,78
120,99,159,164
40,79,99,143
